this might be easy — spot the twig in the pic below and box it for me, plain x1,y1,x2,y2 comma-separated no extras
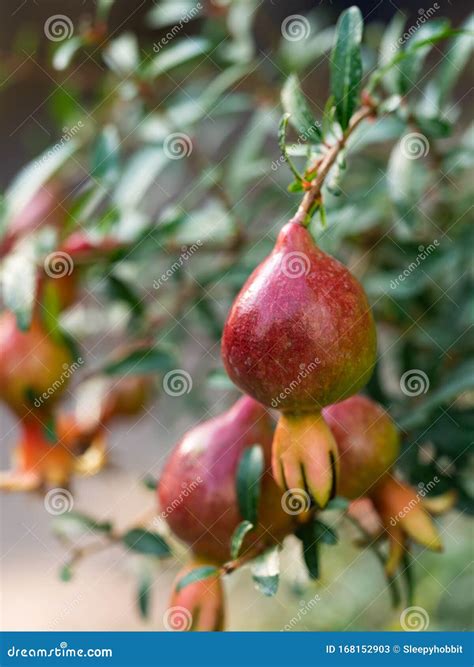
290,104,376,226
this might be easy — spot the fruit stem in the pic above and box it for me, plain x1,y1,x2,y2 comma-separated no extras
289,103,376,227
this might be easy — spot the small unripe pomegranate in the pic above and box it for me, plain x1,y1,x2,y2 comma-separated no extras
222,222,376,507
0,311,74,417
158,396,295,564
166,559,225,632
323,394,446,575
323,395,400,499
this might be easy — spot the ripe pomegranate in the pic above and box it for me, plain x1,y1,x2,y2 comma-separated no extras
323,394,447,575
166,560,225,632
158,395,295,565
0,311,74,418
323,395,400,499
222,221,376,507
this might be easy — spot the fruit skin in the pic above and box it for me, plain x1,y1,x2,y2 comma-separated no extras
222,221,376,412
0,311,74,417
323,395,400,499
167,560,225,631
158,396,294,564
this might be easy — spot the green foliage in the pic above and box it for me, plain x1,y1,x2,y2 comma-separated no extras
236,445,264,524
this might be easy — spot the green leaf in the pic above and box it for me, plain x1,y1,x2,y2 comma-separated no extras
4,140,78,224
142,476,158,491
402,552,415,607
103,33,139,74
278,113,304,182
91,125,120,183
105,274,144,318
122,529,172,558
43,416,58,443
230,520,254,559
281,74,321,143
176,565,219,592
236,444,264,524
428,14,474,111
399,360,474,430
1,242,37,330
53,512,113,540
314,520,338,545
330,6,363,130
326,496,350,511
206,368,235,391
398,19,451,94
53,36,83,71
145,38,210,78
295,521,319,580
137,566,153,620
251,546,280,596
60,563,73,582
97,0,115,20
378,13,406,94
103,347,175,376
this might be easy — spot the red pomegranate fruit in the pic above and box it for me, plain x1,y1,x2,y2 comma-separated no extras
158,395,295,565
322,394,447,575
166,560,225,632
0,311,74,418
323,394,400,499
222,221,376,507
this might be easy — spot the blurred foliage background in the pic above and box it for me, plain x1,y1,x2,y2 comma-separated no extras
0,0,472,631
